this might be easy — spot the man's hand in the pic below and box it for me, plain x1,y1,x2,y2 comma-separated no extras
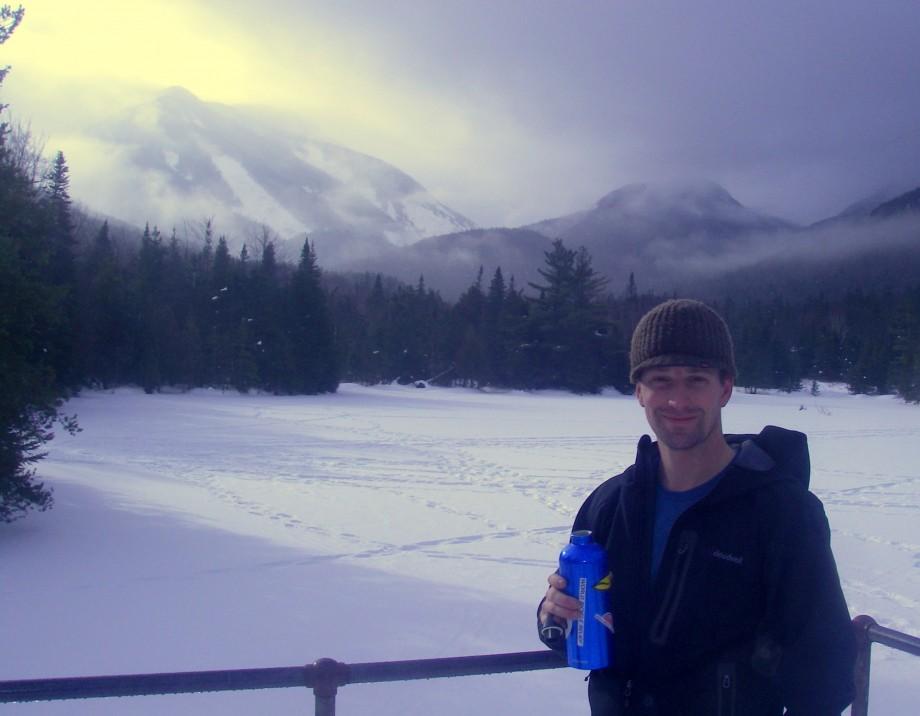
540,572,581,624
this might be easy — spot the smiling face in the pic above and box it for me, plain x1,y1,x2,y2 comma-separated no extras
635,365,733,453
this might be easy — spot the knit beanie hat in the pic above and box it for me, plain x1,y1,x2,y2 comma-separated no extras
629,299,736,383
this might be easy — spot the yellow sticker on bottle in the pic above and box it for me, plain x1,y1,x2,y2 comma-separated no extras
593,572,612,591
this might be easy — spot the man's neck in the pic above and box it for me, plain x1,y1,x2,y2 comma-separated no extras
658,434,735,492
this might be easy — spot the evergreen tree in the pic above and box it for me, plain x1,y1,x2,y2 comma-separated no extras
207,235,237,386
213,235,232,289
503,275,533,389
364,274,389,383
42,150,80,388
454,324,486,386
483,267,509,385
843,291,894,395
0,6,22,126
0,5,79,521
381,278,446,384
134,224,168,392
251,240,294,392
891,286,920,402
45,151,74,284
0,217,71,520
450,267,487,386
287,238,339,393
526,240,609,392
77,220,130,387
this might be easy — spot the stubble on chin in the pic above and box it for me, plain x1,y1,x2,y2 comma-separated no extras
652,412,715,452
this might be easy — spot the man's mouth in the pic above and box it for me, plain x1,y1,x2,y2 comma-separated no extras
661,414,697,424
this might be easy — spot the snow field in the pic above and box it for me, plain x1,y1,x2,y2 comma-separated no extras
1,383,918,714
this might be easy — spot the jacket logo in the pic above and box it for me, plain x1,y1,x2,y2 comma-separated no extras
712,549,744,565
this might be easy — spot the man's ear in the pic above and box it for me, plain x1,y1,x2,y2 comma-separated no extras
635,383,645,408
720,377,734,407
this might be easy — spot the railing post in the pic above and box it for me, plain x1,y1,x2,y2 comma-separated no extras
311,658,349,716
851,615,877,716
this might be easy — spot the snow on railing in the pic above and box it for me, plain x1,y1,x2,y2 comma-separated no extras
0,617,917,715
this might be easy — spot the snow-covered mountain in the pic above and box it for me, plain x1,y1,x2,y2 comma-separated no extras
529,180,795,244
381,180,797,297
88,86,475,256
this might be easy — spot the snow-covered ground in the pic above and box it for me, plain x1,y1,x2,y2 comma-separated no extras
2,383,918,714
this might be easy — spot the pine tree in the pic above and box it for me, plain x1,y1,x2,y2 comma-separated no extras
843,291,894,395
208,235,236,386
213,235,231,289
134,224,168,392
78,221,129,387
0,6,22,129
365,274,388,383
526,240,609,392
42,150,81,388
503,275,532,389
451,268,487,386
0,221,69,520
251,240,294,392
483,267,509,385
45,152,74,283
0,5,79,521
287,238,339,393
889,287,920,402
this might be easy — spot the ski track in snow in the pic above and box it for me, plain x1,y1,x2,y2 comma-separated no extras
40,388,920,591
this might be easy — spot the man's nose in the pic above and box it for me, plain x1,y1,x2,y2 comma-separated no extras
666,386,691,409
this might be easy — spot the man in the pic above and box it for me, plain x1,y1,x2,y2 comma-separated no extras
538,299,855,715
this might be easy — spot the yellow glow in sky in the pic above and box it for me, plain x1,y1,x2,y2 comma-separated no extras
3,1,474,171
1,1,596,226
6,2,264,101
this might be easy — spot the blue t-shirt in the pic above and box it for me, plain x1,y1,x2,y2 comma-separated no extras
650,453,736,578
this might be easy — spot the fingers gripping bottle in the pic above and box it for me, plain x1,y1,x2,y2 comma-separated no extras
559,530,613,669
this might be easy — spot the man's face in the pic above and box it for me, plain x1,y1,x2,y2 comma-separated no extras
635,365,733,452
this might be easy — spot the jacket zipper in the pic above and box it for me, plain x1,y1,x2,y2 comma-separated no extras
649,530,698,644
717,663,736,716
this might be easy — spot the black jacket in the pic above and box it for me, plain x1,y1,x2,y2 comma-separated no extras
539,426,855,715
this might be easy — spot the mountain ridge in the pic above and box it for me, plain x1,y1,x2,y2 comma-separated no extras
62,88,920,299
85,86,476,255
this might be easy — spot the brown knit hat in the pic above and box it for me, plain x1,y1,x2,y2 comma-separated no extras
629,299,736,383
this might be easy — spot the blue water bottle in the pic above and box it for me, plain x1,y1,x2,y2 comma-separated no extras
559,530,613,670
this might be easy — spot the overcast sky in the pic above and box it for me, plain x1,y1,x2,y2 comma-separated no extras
4,0,919,227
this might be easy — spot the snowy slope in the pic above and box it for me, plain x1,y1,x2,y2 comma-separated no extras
528,179,795,247
1,384,918,714
84,87,475,251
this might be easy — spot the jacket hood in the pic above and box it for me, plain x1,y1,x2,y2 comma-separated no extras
726,425,810,489
631,425,811,495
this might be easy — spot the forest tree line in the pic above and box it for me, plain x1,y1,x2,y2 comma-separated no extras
5,147,920,523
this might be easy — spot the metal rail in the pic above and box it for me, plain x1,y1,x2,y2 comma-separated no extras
1,616,917,714
851,614,920,716
0,650,567,715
